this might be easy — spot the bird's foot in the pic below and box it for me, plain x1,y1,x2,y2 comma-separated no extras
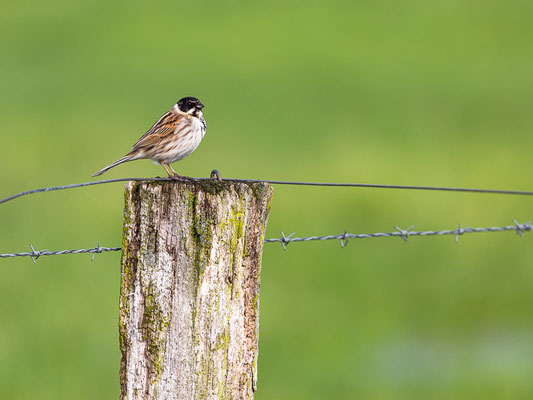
171,173,193,182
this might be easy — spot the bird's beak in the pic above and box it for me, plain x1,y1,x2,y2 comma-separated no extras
197,102,205,109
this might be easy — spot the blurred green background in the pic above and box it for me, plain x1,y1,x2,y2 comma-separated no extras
1,0,533,399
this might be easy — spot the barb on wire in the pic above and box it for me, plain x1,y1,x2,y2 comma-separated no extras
394,226,414,242
92,242,102,261
29,244,46,264
2,220,530,262
340,231,349,248
2,175,533,205
279,231,295,251
513,219,525,236
455,223,465,243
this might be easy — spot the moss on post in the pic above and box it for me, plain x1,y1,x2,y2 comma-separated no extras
119,180,273,400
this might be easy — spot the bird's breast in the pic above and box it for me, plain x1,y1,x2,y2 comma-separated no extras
191,115,207,139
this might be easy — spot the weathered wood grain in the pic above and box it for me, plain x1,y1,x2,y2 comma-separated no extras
119,180,273,400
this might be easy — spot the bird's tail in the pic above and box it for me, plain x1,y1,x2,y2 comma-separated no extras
92,155,133,177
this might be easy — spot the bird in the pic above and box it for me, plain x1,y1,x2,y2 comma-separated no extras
92,96,206,180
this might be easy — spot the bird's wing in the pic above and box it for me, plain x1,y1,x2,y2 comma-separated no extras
130,111,190,152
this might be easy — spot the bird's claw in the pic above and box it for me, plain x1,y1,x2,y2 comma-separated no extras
171,174,193,182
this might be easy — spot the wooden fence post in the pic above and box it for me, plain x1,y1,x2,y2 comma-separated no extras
119,180,273,400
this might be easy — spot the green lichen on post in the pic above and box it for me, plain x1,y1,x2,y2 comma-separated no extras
248,181,270,204
189,189,215,278
142,285,170,381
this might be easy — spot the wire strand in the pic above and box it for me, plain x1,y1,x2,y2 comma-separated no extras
1,220,530,261
2,176,533,205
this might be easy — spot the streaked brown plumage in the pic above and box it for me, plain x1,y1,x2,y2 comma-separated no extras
92,97,206,179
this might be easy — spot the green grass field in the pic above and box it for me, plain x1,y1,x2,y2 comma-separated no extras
1,1,533,398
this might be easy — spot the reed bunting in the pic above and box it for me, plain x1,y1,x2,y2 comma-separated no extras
92,96,206,180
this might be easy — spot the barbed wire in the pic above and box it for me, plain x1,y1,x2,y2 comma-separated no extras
266,220,532,250
2,174,533,205
1,220,530,262
0,243,121,263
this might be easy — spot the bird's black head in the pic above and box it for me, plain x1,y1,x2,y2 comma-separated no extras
177,97,205,116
